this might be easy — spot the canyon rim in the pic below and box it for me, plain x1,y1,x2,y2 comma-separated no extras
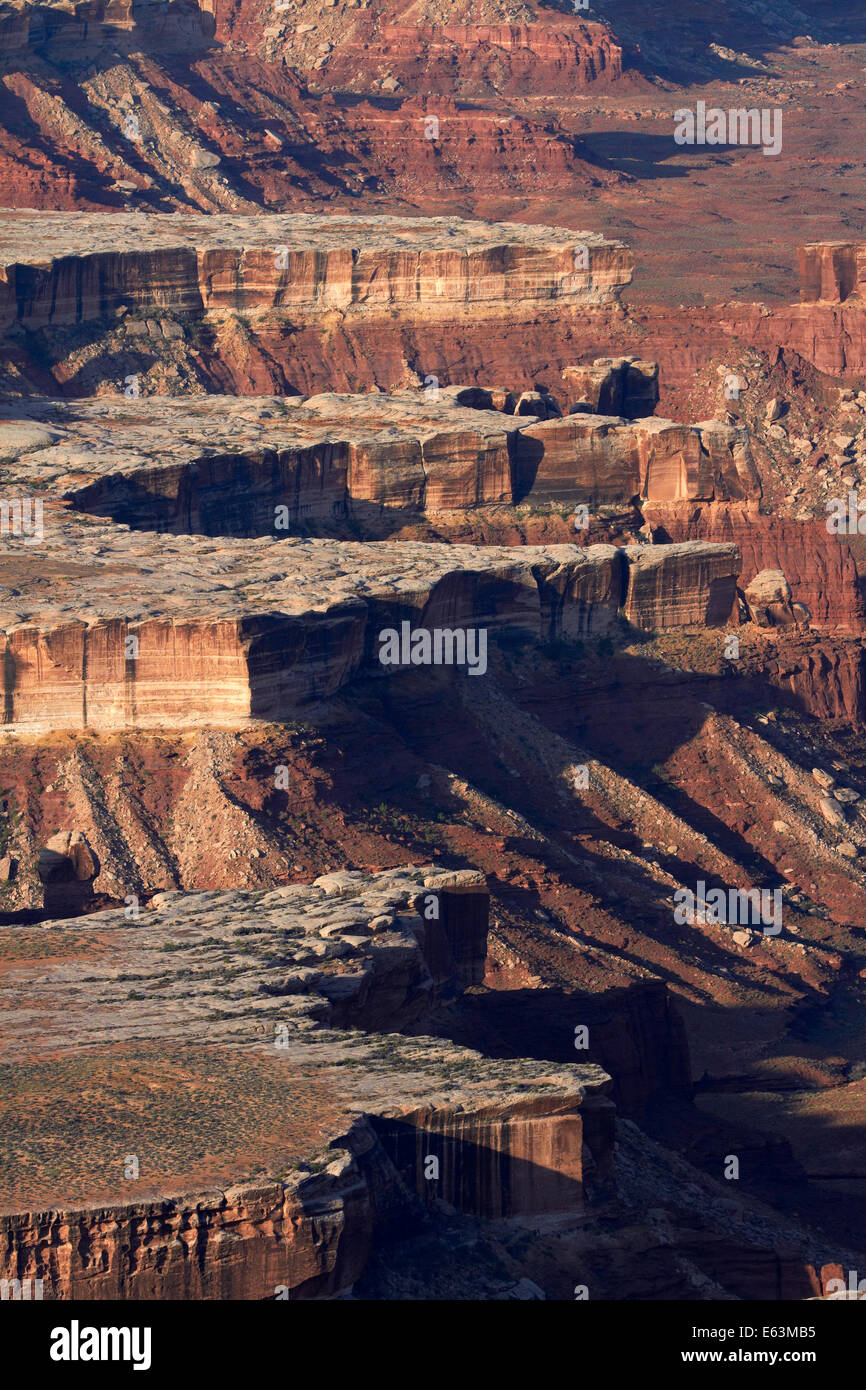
2,0,866,1363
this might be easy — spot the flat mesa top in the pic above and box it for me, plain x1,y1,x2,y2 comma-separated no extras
0,210,623,261
0,865,607,1215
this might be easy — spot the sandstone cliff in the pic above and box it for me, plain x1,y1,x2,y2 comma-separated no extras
297,16,623,97
0,527,740,730
0,212,632,335
648,504,866,636
0,865,614,1296
799,242,866,306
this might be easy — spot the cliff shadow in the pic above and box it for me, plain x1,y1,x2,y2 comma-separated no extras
24,341,163,399
367,1110,607,1221
16,0,216,64
557,0,864,78
419,978,690,1117
577,132,698,180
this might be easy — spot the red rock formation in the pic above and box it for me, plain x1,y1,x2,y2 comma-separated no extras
309,18,623,97
799,243,866,305
52,393,756,534
374,1090,613,1219
622,541,740,631
647,504,866,636
0,4,625,213
7,240,861,404
768,640,866,725
0,1140,377,1299
0,862,615,1296
0,536,742,730
0,212,632,336
564,357,659,419
0,1071,616,1297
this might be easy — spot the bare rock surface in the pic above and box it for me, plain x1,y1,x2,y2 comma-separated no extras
0,863,614,1295
0,211,632,331
0,387,744,730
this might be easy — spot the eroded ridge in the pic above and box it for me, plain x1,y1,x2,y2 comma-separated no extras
4,386,759,536
0,515,739,729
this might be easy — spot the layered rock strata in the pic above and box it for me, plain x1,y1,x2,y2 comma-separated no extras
621,542,740,631
295,17,624,96
650,505,866,637
0,212,632,334
0,383,750,730
564,357,659,420
799,243,866,306
0,864,614,1296
4,392,758,535
2,385,758,530
5,224,865,397
0,523,740,729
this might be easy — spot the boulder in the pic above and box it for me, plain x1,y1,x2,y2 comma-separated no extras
743,569,799,627
37,830,99,883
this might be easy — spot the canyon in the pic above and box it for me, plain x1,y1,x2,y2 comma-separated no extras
1,0,866,1314
3,865,862,1300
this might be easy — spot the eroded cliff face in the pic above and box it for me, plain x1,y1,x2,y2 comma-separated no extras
799,242,866,306
372,1090,611,1220
294,17,623,97
0,1080,617,1299
3,854,859,1302
46,393,755,535
621,542,740,631
0,385,751,733
0,0,216,52
4,192,866,1302
648,505,866,636
0,0,634,214
0,865,616,1297
0,539,742,731
1,1147,378,1300
6,226,866,407
516,415,760,509
0,212,632,334
0,213,636,397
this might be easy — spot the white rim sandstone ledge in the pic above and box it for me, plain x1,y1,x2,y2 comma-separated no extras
0,865,613,1294
0,534,741,730
0,394,760,524
0,211,633,328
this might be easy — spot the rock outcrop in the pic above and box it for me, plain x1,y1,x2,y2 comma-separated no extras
621,541,740,630
742,569,802,628
297,16,624,97
0,386,748,731
649,505,866,636
2,393,755,535
799,242,866,306
0,212,632,334
1,865,492,1047
564,357,659,420
0,509,741,729
0,535,738,730
516,414,760,508
0,864,614,1296
36,828,100,913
